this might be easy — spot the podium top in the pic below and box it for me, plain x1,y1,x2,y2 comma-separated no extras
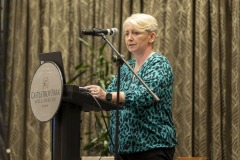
62,85,121,111
39,52,67,84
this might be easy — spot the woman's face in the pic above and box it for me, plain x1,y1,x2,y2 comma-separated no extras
124,25,154,55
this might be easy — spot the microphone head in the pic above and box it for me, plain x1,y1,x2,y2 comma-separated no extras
111,28,119,36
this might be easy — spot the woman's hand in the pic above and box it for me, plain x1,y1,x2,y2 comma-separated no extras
84,85,106,100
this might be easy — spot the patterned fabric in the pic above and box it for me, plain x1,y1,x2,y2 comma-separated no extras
107,52,177,153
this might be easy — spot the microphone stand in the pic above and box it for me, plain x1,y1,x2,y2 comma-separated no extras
99,34,160,160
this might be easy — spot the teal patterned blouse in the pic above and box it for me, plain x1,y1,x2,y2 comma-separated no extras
106,52,177,154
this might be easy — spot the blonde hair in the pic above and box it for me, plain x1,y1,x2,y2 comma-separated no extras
123,13,158,34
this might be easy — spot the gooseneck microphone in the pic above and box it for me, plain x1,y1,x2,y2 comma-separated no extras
82,28,119,36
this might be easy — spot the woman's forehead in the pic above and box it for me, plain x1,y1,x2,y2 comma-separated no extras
124,24,144,32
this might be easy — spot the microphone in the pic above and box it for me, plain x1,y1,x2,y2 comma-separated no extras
82,28,118,36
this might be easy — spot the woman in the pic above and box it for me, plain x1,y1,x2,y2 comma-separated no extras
85,13,177,160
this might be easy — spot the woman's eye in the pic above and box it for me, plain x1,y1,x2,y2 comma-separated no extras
133,32,140,35
124,31,141,37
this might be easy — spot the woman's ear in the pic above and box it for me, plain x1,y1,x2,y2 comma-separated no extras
149,32,156,43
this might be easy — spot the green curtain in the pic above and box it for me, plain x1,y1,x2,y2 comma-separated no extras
1,0,240,160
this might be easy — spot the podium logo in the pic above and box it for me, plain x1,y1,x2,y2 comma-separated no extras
30,89,61,99
30,62,63,122
42,77,49,89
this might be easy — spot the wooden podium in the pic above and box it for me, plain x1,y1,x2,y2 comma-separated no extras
52,84,119,160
